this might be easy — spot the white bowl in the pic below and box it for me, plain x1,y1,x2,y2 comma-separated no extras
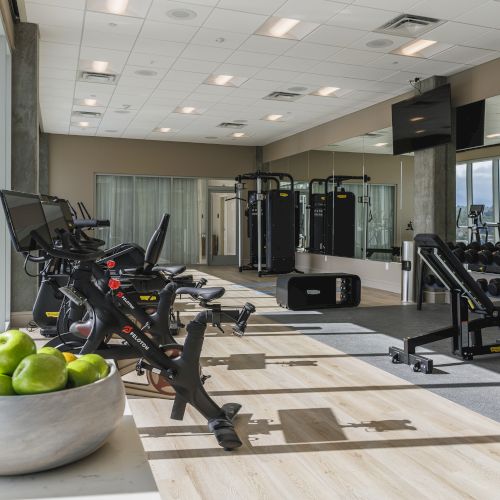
0,360,125,476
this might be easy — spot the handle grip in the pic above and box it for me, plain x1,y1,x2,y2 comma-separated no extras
232,302,256,337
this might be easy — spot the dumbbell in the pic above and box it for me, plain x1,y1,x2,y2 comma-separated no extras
477,278,488,292
464,247,479,264
488,278,500,296
478,248,493,265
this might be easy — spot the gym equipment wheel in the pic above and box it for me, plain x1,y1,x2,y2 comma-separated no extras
391,353,401,364
411,361,421,372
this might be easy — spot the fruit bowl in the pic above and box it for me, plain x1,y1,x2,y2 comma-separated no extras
0,360,125,476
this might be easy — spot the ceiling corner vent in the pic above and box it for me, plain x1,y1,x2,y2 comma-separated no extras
79,71,117,84
263,91,303,102
376,14,444,37
217,122,246,129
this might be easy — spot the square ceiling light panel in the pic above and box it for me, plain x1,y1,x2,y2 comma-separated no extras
87,0,152,17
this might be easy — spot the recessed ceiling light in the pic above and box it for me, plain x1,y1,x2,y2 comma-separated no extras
174,106,199,115
206,74,234,86
313,86,340,97
263,114,283,121
157,127,171,133
232,132,245,138
366,38,394,49
167,8,197,20
83,98,97,106
374,142,388,147
486,133,500,138
410,116,425,122
92,60,109,73
78,121,89,127
106,0,128,15
397,39,437,56
256,16,318,40
134,69,158,77
416,129,425,134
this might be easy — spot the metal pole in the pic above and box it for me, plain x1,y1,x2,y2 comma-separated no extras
236,182,243,270
257,176,262,274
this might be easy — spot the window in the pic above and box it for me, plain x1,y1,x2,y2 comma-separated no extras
0,34,11,329
456,158,500,243
96,174,202,265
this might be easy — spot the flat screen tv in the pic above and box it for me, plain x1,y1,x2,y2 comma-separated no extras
392,84,452,155
456,100,485,151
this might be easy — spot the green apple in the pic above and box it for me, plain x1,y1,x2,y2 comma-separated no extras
67,359,100,388
79,354,109,379
0,330,36,375
38,346,66,364
0,374,15,396
12,354,68,395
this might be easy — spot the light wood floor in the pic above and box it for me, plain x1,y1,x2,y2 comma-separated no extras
129,267,500,500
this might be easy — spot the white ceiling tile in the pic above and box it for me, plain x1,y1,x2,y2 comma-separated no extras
203,9,267,34
87,0,152,18
349,32,412,53
239,35,297,55
403,58,466,75
121,65,168,79
327,5,399,31
225,51,278,67
283,42,341,61
310,61,396,81
366,53,418,71
74,81,115,101
409,0,490,21
133,37,186,56
217,0,286,15
163,70,209,84
214,63,262,79
180,44,234,62
172,58,221,73
38,24,82,45
82,30,138,51
39,67,77,81
118,75,161,89
268,56,317,72
328,48,382,65
28,0,85,8
25,2,84,28
141,20,198,42
466,29,500,51
195,84,235,96
79,46,129,73
254,68,302,82
127,52,176,69
304,25,367,47
274,0,346,23
84,11,144,35
456,0,500,28
148,0,213,26
190,28,249,49
432,46,499,65
424,22,490,45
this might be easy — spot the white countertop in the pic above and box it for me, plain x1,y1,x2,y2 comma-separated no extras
0,405,160,500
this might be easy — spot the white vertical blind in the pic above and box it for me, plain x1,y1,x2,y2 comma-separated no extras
0,35,11,328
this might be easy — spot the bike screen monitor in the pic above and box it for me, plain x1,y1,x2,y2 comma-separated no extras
58,200,75,230
41,201,70,241
0,190,52,252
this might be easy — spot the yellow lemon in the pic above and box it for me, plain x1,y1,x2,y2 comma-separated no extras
62,352,77,364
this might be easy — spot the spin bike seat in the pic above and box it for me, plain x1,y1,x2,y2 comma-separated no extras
152,265,187,276
176,286,225,302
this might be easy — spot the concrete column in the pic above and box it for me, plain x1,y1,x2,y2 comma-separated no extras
39,131,49,194
413,76,456,242
10,23,40,319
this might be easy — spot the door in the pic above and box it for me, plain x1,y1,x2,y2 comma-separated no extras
208,189,238,266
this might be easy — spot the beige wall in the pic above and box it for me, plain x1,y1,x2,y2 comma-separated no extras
457,144,500,163
264,57,500,162
48,134,256,211
268,150,414,246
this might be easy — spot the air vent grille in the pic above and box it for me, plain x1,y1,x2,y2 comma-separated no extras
263,91,303,102
376,14,444,37
217,122,246,129
72,110,102,119
79,71,117,84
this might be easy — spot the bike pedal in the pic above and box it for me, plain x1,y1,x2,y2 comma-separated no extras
201,374,212,383
136,358,145,376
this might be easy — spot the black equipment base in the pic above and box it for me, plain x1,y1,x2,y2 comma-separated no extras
390,233,500,373
276,273,361,310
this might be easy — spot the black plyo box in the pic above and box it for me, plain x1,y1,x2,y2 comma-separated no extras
276,273,361,310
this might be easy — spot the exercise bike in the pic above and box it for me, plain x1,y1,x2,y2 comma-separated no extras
1,189,256,450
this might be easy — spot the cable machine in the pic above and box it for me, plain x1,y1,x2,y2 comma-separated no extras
235,171,298,277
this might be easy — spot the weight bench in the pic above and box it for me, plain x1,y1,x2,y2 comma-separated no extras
389,233,500,373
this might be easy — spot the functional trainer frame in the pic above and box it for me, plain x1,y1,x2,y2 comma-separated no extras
389,233,500,373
